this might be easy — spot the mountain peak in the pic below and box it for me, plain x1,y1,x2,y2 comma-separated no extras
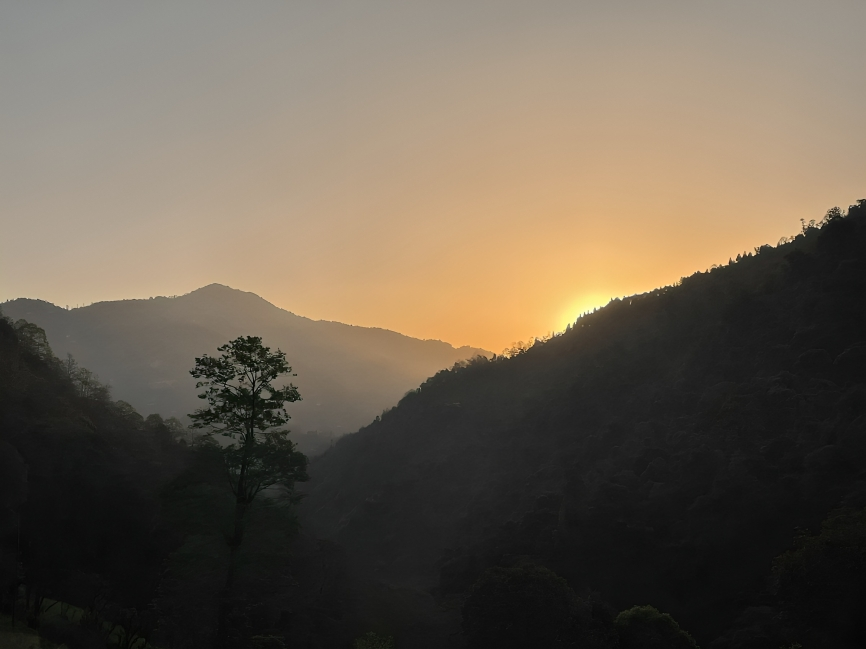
189,282,236,293
178,283,289,313
185,283,261,299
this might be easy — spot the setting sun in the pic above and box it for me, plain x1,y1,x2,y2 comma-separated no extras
558,292,616,331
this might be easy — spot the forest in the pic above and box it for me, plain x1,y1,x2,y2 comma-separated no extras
1,201,865,648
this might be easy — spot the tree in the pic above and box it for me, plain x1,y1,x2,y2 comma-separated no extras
614,605,699,649
189,335,309,646
773,507,866,648
13,320,54,362
461,564,582,649
354,631,395,649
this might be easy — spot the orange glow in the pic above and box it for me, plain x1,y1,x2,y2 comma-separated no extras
558,293,616,333
1,3,865,352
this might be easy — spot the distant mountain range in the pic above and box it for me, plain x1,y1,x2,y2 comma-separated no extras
1,284,488,439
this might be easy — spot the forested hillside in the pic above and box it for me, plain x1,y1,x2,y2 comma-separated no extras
0,317,351,648
305,202,866,648
1,284,487,448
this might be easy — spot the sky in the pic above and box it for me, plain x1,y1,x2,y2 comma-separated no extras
1,1,864,352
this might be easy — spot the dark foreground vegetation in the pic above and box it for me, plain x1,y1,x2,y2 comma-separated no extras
0,201,864,648
0,320,342,647
306,201,866,648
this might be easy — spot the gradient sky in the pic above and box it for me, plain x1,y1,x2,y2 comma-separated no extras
1,1,864,352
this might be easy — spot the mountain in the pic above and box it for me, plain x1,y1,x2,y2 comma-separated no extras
0,285,488,443
302,202,866,647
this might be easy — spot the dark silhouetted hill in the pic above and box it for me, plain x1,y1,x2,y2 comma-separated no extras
0,309,356,648
303,202,866,647
1,285,488,446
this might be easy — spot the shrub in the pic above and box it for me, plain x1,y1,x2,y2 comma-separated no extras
615,605,699,649
354,631,395,649
462,564,580,648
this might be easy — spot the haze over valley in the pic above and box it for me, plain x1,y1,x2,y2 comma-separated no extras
2,284,488,451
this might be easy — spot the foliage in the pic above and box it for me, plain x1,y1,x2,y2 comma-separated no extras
188,335,309,647
190,336,300,440
221,433,308,504
307,200,866,646
190,336,308,504
250,635,286,649
0,313,184,646
57,351,112,401
2,200,865,648
0,315,347,648
462,564,581,648
615,605,699,649
772,507,866,648
354,630,395,649
13,319,55,362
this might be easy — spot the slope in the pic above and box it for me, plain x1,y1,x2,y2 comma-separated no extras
303,202,866,646
1,284,488,441
0,307,360,648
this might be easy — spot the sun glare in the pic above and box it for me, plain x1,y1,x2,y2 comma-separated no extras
558,293,613,331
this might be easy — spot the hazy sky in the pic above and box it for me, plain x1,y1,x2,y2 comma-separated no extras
2,1,864,351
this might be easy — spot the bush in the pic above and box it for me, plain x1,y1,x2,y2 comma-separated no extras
773,507,866,647
462,564,580,648
615,605,699,649
354,631,395,649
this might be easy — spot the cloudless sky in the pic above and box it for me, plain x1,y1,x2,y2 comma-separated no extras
1,1,864,351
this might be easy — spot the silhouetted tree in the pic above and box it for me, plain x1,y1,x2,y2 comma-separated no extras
13,320,54,361
189,335,309,647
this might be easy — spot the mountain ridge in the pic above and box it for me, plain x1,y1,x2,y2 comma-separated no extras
1,285,489,444
301,202,866,647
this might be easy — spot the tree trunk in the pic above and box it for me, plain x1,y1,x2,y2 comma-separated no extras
215,419,255,647
215,493,247,647
225,498,247,591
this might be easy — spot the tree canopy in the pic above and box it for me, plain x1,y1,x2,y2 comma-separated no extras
189,335,309,647
190,335,308,503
